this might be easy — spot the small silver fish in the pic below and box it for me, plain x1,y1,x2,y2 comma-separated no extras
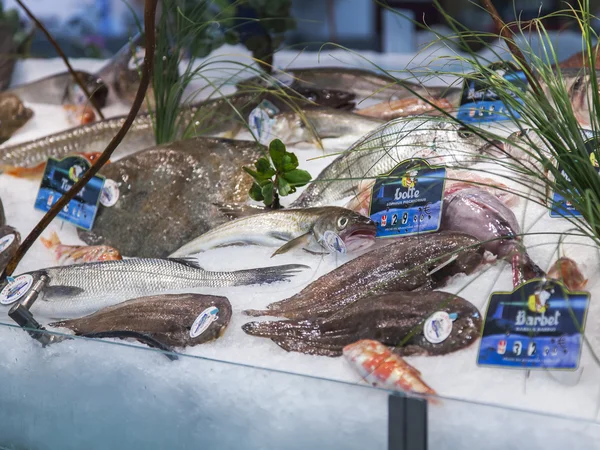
169,207,376,257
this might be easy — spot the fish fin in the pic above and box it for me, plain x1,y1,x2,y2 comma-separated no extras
166,257,205,270
302,248,328,256
81,331,178,361
0,163,46,178
40,231,61,249
213,202,268,220
271,233,312,257
44,285,85,299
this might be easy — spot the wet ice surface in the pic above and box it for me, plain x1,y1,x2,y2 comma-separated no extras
1,50,600,449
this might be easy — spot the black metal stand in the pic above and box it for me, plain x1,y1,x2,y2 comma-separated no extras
388,394,427,450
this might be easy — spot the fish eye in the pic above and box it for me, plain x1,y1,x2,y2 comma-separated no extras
458,127,473,139
338,217,349,229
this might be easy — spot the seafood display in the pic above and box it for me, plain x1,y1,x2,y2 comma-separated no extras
245,232,483,320
41,232,122,264
14,258,306,318
243,291,482,356
343,340,437,396
169,207,376,257
76,137,265,258
50,293,232,348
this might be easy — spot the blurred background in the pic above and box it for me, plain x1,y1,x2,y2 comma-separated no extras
2,0,600,58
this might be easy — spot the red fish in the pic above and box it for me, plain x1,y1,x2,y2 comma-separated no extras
343,340,437,398
548,257,588,291
40,232,122,264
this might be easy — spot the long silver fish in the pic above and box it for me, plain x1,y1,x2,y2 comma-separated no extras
291,116,495,208
169,207,376,257
0,94,380,170
8,258,307,318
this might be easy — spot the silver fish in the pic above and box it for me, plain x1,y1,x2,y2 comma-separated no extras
169,207,376,257
291,117,494,208
10,258,307,318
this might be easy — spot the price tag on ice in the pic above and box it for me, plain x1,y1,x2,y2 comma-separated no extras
550,135,600,218
249,99,280,145
477,279,590,370
369,159,446,238
34,155,105,231
457,62,527,123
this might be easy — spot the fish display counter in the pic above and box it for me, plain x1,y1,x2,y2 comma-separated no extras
1,43,600,450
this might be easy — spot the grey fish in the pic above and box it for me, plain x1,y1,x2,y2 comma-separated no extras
0,92,33,142
0,195,4,226
12,258,306,319
4,34,149,108
77,137,265,258
245,232,483,320
242,290,482,357
0,225,19,273
50,293,232,347
0,23,17,91
441,186,543,284
169,206,376,257
238,67,458,101
291,116,495,208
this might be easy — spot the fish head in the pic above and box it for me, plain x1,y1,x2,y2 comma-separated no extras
313,207,377,253
269,112,316,145
566,71,598,127
547,257,588,291
294,86,356,109
96,246,123,262
65,72,109,109
0,93,33,141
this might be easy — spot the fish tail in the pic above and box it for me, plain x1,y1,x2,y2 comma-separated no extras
40,231,61,250
243,308,272,317
230,264,308,286
81,331,178,361
511,251,545,287
241,319,314,338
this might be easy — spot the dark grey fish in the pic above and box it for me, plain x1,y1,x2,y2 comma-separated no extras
245,232,483,320
242,291,482,357
0,225,19,273
50,293,232,347
77,137,266,258
237,67,460,101
0,92,33,142
0,23,16,91
0,195,4,226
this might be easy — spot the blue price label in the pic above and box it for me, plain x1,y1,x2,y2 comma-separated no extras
550,136,600,218
477,279,589,370
457,62,527,123
34,156,105,231
368,159,446,238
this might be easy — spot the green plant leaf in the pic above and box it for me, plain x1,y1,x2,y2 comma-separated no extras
282,152,299,171
261,181,274,206
269,139,286,171
277,177,292,196
255,157,274,175
242,166,260,181
249,183,264,201
282,169,312,186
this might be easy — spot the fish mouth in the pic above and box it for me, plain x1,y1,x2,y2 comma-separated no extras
342,226,377,252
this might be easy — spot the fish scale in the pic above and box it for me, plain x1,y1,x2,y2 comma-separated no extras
17,258,306,318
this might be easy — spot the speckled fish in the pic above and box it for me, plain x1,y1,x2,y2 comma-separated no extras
242,290,482,357
0,93,370,171
40,232,122,264
440,186,543,286
0,225,20,273
0,92,33,142
343,340,436,396
291,117,496,208
244,232,483,320
238,67,458,101
10,258,306,319
77,137,266,258
169,207,376,257
49,293,232,347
